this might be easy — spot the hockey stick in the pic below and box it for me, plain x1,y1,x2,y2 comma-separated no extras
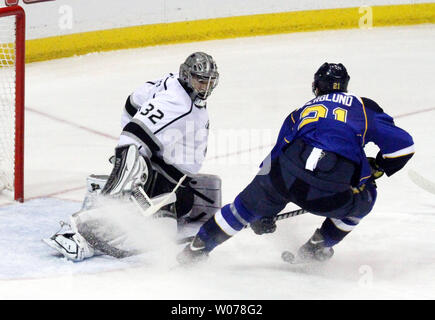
272,207,306,221
408,169,435,195
130,175,187,217
244,207,307,229
177,207,307,244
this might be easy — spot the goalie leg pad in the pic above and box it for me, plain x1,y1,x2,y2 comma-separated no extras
70,199,149,258
86,174,109,193
80,174,110,211
188,173,222,220
177,174,222,241
74,219,135,258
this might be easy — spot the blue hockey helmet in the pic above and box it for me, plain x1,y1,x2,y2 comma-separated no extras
312,63,350,96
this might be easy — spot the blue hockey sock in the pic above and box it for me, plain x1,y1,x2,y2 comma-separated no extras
319,218,354,247
197,197,256,252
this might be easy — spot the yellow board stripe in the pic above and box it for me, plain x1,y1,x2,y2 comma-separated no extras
26,3,435,63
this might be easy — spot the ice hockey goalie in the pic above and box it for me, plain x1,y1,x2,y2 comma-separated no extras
43,52,222,262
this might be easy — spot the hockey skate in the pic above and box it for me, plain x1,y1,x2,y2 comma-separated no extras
176,235,209,265
42,221,95,262
281,229,334,265
297,229,334,262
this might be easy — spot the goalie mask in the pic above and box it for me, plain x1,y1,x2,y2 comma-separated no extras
179,52,219,106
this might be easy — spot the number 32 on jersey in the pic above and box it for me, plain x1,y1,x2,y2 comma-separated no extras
298,104,348,130
140,103,165,125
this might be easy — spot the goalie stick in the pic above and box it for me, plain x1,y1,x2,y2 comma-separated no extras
130,175,186,217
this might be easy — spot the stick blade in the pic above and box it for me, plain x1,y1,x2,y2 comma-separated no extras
408,169,435,195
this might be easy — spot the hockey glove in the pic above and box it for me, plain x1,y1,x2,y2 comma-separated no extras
352,157,385,194
367,157,385,180
250,216,277,235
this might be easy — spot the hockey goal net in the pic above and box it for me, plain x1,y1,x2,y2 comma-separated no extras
0,6,25,202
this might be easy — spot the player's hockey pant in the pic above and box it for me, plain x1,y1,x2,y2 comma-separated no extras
197,139,377,251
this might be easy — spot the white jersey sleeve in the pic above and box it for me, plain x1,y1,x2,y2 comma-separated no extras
120,80,158,129
119,73,209,177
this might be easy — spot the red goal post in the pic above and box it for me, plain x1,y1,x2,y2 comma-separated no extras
0,5,25,202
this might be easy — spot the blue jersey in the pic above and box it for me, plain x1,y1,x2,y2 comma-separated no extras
269,92,415,186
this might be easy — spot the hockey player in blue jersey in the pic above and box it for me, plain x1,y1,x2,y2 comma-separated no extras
177,62,415,264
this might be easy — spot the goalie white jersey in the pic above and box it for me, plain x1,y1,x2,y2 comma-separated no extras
119,73,209,177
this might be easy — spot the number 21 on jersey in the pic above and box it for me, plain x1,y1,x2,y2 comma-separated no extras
298,104,348,130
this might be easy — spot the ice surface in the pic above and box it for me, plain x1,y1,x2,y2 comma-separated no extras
0,25,434,299
0,198,143,279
